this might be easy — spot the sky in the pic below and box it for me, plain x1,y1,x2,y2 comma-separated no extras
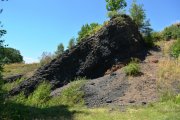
0,0,180,63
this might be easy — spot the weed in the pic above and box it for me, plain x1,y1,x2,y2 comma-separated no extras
123,60,140,76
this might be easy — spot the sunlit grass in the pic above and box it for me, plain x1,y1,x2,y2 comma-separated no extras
3,63,39,78
1,41,180,120
2,78,25,91
74,99,180,120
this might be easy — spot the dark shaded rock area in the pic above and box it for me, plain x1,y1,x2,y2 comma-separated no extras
9,15,147,96
4,74,23,83
83,71,129,107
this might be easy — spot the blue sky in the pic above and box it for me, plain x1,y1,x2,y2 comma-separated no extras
1,0,179,63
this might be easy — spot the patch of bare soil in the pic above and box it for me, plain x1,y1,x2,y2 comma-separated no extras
83,48,163,107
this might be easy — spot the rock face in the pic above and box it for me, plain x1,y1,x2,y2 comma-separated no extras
9,15,147,96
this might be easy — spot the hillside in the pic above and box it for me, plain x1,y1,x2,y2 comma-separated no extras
9,15,147,96
0,14,180,119
1,40,180,120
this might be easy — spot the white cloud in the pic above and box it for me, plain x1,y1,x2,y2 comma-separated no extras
24,57,39,64
171,19,180,25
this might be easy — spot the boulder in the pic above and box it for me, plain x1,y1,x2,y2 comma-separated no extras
9,15,147,96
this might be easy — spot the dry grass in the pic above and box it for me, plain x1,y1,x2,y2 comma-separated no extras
157,58,180,92
158,40,175,57
157,40,180,95
3,63,40,78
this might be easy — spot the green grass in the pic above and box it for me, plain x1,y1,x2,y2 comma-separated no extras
1,76,180,120
123,60,140,76
2,78,26,91
74,100,180,120
1,54,180,120
49,78,86,107
0,78,87,120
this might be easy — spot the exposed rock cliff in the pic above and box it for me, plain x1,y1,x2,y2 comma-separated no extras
10,15,147,96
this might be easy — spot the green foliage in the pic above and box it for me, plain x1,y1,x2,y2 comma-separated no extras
27,82,51,106
162,23,180,40
77,23,102,43
55,43,64,56
68,37,76,49
170,39,180,58
129,0,145,29
0,81,74,120
11,78,86,108
123,60,140,76
129,0,152,33
107,10,120,18
129,1,153,47
49,78,86,107
3,47,23,64
151,31,163,42
0,0,7,79
105,0,127,18
143,34,154,48
39,52,54,66
0,33,6,79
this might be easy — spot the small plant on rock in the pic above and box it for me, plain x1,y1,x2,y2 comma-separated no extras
123,59,140,76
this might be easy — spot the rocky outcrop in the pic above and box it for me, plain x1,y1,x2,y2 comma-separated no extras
9,15,147,96
4,74,23,83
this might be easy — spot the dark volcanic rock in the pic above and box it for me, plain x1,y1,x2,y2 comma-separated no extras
9,15,147,96
4,74,23,83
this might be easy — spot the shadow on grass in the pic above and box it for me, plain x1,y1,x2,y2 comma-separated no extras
0,81,78,120
0,102,76,120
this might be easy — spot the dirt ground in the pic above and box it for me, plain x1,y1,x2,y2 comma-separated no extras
82,48,163,107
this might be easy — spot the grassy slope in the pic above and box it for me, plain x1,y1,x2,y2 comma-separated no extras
3,63,39,78
0,40,180,120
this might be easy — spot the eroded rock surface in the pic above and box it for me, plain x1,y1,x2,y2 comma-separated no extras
9,15,147,96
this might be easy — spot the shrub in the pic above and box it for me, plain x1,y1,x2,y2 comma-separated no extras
162,23,180,40
77,23,102,43
143,34,154,48
123,60,140,76
107,11,120,18
170,39,180,58
27,81,51,106
151,31,163,42
13,81,51,107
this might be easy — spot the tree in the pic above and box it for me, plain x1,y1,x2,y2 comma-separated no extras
105,0,127,18
55,43,64,56
0,0,8,79
39,52,54,66
129,0,152,34
77,23,101,43
129,0,145,29
3,47,23,63
68,37,76,49
129,0,153,47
